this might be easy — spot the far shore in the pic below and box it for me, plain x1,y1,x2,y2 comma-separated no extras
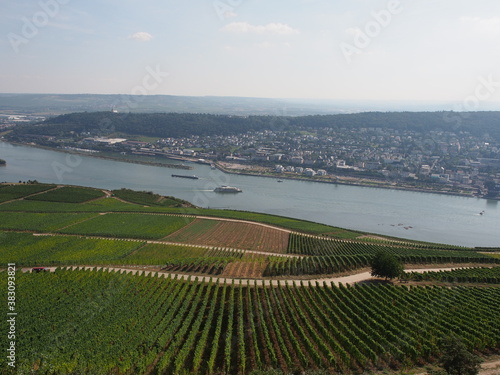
2,141,193,170
212,161,481,199
2,140,489,200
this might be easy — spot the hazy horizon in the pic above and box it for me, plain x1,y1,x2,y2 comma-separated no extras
2,0,500,107
4,92,500,115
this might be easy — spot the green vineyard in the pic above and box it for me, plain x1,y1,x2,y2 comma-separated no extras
2,269,499,375
1,183,499,375
287,233,477,257
405,266,500,284
263,233,500,277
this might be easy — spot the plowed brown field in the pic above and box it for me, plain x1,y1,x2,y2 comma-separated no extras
220,254,268,278
165,219,289,253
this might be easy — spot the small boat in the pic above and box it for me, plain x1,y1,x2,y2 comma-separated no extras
210,163,216,170
171,174,199,179
277,180,283,183
214,185,242,193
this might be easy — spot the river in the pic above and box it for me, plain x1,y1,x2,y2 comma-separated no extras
1,141,499,247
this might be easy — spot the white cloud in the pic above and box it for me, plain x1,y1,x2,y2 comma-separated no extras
222,22,299,35
128,32,153,42
459,16,500,35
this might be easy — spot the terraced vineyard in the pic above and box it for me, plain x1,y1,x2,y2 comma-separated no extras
0,184,498,278
2,183,500,374
2,269,499,375
265,233,500,277
287,233,474,257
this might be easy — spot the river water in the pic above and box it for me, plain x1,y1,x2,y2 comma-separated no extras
1,141,499,247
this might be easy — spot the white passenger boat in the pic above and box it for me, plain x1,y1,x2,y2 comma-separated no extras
214,185,242,193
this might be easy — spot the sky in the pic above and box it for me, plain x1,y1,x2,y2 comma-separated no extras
2,0,500,103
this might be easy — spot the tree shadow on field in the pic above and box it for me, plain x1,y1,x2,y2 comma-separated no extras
357,278,394,286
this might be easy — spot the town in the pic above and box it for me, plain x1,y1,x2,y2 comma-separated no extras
3,113,499,198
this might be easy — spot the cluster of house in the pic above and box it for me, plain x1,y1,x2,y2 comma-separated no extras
274,164,328,177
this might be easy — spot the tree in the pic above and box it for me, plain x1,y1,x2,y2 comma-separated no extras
438,335,482,375
370,250,403,280
484,180,499,198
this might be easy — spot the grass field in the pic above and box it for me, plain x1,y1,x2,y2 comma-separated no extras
0,212,99,231
59,213,194,239
0,197,147,212
0,183,56,202
25,186,106,203
112,188,191,207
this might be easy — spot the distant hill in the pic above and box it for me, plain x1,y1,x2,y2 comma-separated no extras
7,110,500,141
0,93,343,116
3,93,499,116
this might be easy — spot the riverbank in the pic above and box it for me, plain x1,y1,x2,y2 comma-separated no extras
0,141,484,199
2,141,193,170
213,161,480,199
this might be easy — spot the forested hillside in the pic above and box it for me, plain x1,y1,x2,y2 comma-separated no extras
8,111,500,140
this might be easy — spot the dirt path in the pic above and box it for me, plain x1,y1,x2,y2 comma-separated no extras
414,358,500,375
479,359,500,375
20,265,461,286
